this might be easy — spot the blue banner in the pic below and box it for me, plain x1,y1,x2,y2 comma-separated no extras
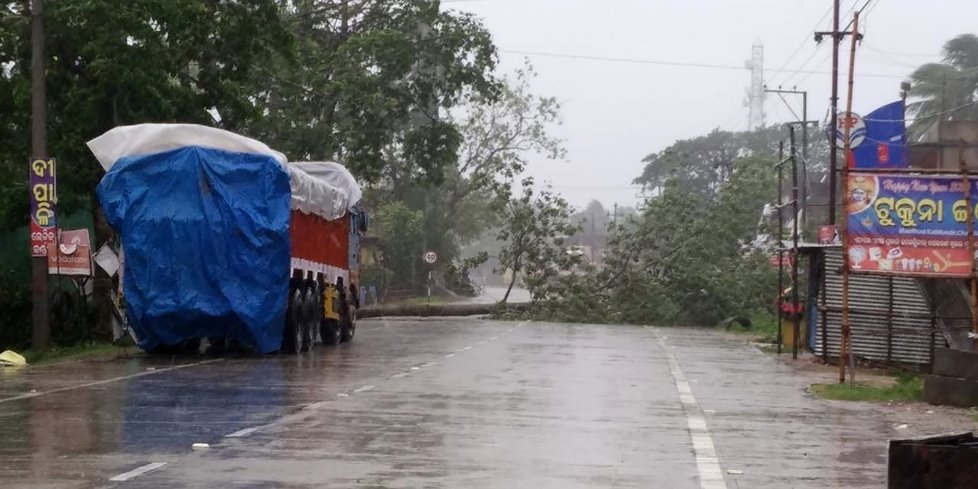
851,101,906,169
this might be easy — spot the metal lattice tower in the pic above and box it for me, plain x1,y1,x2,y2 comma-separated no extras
744,41,766,131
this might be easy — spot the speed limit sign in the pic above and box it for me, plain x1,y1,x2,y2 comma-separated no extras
423,251,437,265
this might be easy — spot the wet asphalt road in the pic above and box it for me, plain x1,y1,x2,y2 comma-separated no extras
0,318,915,488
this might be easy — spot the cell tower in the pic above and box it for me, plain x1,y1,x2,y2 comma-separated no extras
744,41,766,131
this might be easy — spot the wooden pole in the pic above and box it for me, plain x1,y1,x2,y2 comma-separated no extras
790,126,800,360
963,145,978,349
839,11,859,384
777,141,785,355
30,0,50,350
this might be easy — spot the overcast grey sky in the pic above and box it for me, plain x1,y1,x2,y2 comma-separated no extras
448,0,978,210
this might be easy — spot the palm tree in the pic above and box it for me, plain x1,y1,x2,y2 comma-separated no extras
907,34,978,136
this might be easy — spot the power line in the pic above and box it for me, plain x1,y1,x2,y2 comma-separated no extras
766,3,834,86
499,49,746,72
501,48,911,79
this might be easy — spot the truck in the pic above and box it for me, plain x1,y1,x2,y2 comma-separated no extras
89,123,366,354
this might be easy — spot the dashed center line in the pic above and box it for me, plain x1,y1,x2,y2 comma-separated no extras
460,346,472,351
109,462,167,482
390,372,410,379
225,427,259,438
445,353,456,358
353,385,376,393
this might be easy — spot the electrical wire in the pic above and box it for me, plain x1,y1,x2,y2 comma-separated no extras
500,48,910,80
766,3,834,86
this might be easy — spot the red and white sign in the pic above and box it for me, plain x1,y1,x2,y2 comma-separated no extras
769,253,795,269
47,229,93,276
818,225,839,245
423,251,437,265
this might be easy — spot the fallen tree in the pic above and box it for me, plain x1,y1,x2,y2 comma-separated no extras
358,302,531,319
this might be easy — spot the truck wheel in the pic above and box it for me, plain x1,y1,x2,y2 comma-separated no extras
308,288,322,347
341,313,356,342
299,290,313,353
282,288,303,354
321,318,341,346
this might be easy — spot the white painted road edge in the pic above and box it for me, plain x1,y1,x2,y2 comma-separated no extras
225,427,259,438
109,462,167,482
0,358,224,405
656,332,727,489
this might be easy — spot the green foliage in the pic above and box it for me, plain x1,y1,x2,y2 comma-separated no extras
248,0,499,185
369,64,564,296
442,251,488,296
634,126,785,196
371,201,424,291
810,375,923,403
533,153,778,326
908,34,978,136
495,177,581,304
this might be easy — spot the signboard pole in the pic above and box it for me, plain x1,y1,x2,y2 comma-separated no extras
839,12,860,384
963,148,978,348
30,0,50,351
790,127,801,360
776,141,784,355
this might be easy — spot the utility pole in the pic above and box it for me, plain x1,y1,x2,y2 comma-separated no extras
815,0,862,226
764,86,810,230
31,0,50,350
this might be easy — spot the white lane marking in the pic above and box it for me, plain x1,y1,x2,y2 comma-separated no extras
410,366,420,370
460,346,472,351
337,393,349,397
444,353,455,358
0,359,224,404
109,462,167,482
353,385,375,393
421,362,435,368
225,427,259,438
490,336,499,340
390,372,410,379
657,334,727,489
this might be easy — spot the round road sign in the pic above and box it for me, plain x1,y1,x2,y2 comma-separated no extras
423,251,438,265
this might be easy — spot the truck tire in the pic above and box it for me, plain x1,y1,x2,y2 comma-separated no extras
299,290,314,353
340,311,356,342
321,318,341,346
308,287,323,347
282,288,303,354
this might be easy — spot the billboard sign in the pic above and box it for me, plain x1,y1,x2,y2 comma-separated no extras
29,158,57,257
847,173,978,277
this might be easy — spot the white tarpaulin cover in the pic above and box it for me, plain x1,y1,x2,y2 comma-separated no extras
291,161,363,210
87,124,348,221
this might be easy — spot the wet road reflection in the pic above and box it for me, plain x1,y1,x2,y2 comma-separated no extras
0,319,953,488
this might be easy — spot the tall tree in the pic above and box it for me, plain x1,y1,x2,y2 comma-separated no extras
907,34,978,135
495,178,580,304
249,0,499,185
368,63,564,293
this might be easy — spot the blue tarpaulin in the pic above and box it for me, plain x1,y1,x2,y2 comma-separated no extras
97,146,291,353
